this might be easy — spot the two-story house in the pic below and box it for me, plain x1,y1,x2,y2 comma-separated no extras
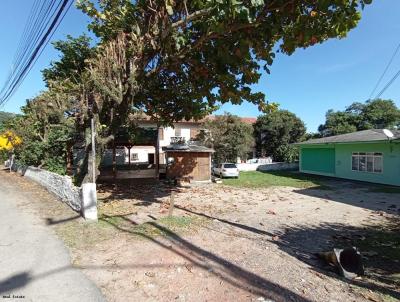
100,115,257,168
128,120,202,165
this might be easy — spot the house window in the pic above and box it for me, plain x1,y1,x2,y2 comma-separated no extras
190,128,199,139
352,152,382,173
130,153,139,161
175,128,182,137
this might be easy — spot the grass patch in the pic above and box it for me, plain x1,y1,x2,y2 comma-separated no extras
223,171,331,189
132,216,202,238
55,219,116,249
100,214,206,239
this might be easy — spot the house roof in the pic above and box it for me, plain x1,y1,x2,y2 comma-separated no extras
297,129,400,145
162,143,214,153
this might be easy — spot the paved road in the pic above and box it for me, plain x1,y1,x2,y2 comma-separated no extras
0,173,105,302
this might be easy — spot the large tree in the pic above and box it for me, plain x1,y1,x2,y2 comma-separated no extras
199,114,254,164
76,0,371,181
254,110,306,162
318,99,400,137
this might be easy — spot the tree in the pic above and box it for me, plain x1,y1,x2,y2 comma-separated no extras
359,99,400,129
0,130,21,151
0,130,22,163
199,114,254,164
318,110,358,136
74,0,370,182
254,110,306,162
77,0,371,125
3,87,76,174
318,99,400,136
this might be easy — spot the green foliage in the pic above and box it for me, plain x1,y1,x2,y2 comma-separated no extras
199,113,254,163
254,110,306,162
42,35,94,86
75,0,371,128
318,99,400,137
5,90,76,174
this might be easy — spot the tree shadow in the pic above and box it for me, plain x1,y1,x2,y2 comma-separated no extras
174,204,274,237
256,171,400,215
294,184,400,215
274,216,400,300
97,179,172,205
98,214,312,302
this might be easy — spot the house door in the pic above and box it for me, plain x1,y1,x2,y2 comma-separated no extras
148,153,155,164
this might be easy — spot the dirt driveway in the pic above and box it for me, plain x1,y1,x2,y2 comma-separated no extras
2,170,399,302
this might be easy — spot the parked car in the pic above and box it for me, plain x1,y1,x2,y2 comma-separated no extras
212,163,239,178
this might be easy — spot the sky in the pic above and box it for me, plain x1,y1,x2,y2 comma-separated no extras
1,1,400,132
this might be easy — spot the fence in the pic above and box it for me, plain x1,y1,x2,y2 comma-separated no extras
237,162,299,172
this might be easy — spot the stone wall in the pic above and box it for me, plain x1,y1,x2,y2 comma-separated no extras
8,162,82,212
237,162,299,172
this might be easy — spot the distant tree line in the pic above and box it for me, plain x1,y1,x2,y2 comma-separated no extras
200,110,306,164
317,99,400,137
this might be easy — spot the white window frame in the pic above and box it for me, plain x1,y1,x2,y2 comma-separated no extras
351,152,383,174
130,153,139,161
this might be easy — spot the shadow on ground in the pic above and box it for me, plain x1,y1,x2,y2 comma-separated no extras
262,171,400,215
98,214,312,302
96,179,171,205
275,215,400,300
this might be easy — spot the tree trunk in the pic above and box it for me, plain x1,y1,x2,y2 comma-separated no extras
128,146,131,168
155,125,160,179
112,141,116,183
66,142,73,176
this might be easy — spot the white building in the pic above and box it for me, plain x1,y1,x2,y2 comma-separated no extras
101,120,203,167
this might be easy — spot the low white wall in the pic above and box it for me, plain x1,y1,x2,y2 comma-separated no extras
237,162,299,172
8,162,82,212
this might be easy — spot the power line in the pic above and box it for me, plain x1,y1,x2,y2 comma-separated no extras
1,1,73,106
1,0,51,96
374,68,400,99
0,0,73,107
1,0,63,101
368,41,400,100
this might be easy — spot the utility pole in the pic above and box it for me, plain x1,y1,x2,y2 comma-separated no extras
91,116,96,183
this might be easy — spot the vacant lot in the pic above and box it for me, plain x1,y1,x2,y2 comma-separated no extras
2,170,399,302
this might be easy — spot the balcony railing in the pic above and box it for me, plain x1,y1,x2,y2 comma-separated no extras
170,136,186,145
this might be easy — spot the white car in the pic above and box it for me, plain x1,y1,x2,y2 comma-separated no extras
213,163,239,178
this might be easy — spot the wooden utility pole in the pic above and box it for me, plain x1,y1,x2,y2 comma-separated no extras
155,124,160,179
91,117,96,183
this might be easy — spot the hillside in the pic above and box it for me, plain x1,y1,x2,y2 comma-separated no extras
0,111,15,125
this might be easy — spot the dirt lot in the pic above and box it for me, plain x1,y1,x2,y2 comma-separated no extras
2,169,399,302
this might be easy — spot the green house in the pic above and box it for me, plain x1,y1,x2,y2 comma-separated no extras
296,129,400,186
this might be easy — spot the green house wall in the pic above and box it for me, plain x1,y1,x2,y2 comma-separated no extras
300,147,335,175
300,142,400,186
